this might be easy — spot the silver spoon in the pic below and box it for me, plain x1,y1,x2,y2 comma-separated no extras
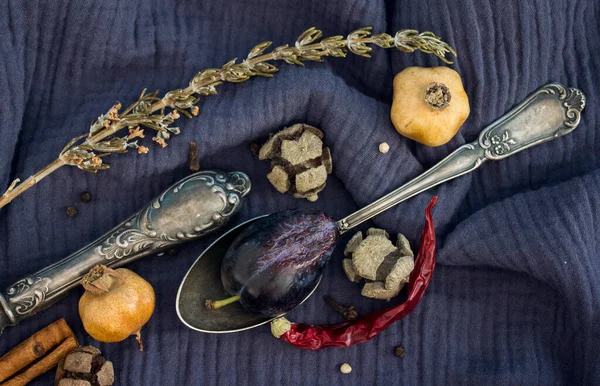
177,83,585,333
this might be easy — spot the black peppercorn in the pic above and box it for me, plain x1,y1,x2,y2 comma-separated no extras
80,192,92,203
394,345,405,358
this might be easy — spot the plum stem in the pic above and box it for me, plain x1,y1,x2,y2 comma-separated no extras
205,295,241,310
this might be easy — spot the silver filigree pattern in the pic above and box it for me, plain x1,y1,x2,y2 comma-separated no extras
482,130,518,157
0,170,250,331
7,277,52,315
541,83,586,130
97,171,250,260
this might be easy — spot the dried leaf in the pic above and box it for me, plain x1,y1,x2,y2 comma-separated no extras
247,41,273,59
296,27,323,47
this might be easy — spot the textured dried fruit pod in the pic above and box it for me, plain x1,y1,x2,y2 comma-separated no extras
258,123,332,201
351,234,396,280
391,66,470,146
343,258,362,282
361,281,403,301
54,346,114,386
344,230,415,300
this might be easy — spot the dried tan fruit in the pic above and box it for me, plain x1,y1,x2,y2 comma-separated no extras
343,259,362,282
266,166,289,193
344,230,415,300
258,124,332,201
396,233,413,257
352,235,397,280
280,131,323,166
361,281,403,300
322,147,333,173
367,228,389,238
295,165,327,193
385,255,414,290
344,232,363,257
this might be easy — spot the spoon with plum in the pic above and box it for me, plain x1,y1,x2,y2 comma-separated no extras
176,83,584,333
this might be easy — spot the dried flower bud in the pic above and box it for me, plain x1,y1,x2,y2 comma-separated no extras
128,127,145,140
152,137,168,148
192,106,199,116
137,146,149,154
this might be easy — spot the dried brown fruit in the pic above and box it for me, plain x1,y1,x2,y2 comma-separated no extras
54,346,114,386
258,124,332,201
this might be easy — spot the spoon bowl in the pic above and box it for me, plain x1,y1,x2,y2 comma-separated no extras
176,215,322,333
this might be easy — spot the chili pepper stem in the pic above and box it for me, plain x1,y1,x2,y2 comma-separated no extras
205,295,241,310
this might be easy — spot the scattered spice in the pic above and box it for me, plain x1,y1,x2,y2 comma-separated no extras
324,295,358,322
340,363,352,374
79,266,155,351
259,124,332,201
66,206,78,217
80,192,92,203
188,141,200,172
167,248,178,256
394,345,406,358
270,197,437,349
379,142,390,153
391,67,470,146
250,143,260,156
137,146,149,155
55,346,114,386
191,106,200,116
0,319,78,386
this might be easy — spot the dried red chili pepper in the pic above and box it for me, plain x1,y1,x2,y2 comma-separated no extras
271,196,437,350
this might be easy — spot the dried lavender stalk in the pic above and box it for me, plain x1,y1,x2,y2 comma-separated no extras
0,27,455,209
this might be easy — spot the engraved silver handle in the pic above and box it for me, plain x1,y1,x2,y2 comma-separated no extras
336,83,585,233
0,170,251,331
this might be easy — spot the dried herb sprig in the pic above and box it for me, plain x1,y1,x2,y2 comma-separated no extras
0,27,455,209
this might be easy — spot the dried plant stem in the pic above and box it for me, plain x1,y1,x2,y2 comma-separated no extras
0,27,455,210
0,159,66,208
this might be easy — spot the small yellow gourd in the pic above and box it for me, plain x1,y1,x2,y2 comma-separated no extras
391,66,470,147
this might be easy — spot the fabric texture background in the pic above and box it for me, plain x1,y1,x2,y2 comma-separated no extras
0,0,599,384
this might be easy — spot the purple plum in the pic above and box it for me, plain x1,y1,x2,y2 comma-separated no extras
218,209,338,318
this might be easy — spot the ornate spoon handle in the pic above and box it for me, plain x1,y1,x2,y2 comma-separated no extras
336,83,585,233
0,170,251,331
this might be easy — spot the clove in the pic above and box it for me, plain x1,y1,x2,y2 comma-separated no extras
324,295,358,321
188,141,200,172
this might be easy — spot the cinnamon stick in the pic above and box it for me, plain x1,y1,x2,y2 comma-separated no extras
1,336,78,386
0,319,76,383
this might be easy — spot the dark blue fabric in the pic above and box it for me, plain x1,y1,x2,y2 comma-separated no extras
1,0,599,385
